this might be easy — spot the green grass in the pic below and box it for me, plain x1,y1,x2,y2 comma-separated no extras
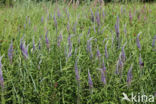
0,1,156,104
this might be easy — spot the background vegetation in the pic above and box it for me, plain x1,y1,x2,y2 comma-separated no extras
0,0,156,104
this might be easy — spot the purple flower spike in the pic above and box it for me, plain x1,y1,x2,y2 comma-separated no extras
136,32,142,51
116,60,119,75
87,27,91,37
90,9,94,22
101,69,106,85
87,37,93,58
88,69,93,88
67,22,70,32
73,22,77,33
67,35,72,58
152,35,156,48
75,60,80,85
102,10,105,18
8,41,13,63
57,33,63,47
139,54,144,68
105,42,108,58
121,42,127,62
129,10,132,23
53,14,57,29
0,56,4,88
57,8,61,18
45,30,50,50
22,42,29,59
38,37,41,50
127,64,133,86
102,57,106,71
96,11,100,26
115,16,120,38
96,46,101,59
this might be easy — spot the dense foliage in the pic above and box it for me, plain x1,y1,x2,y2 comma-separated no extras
0,1,156,104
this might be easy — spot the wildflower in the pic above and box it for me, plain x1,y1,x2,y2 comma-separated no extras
73,22,77,34
88,69,93,88
152,35,156,48
96,11,100,26
129,10,132,23
45,30,50,50
38,37,41,50
96,46,101,60
115,16,120,38
127,64,133,86
136,32,142,51
67,22,70,33
0,56,4,88
121,42,127,62
75,60,80,85
90,9,94,22
87,37,93,58
139,54,144,68
57,33,62,47
105,42,108,58
22,41,29,59
57,8,61,18
8,40,13,63
53,14,57,29
101,69,106,85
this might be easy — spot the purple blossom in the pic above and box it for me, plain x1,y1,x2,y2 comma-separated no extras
90,9,94,22
102,57,106,71
139,54,144,68
75,60,80,85
87,37,93,58
45,30,50,50
57,33,62,47
96,46,101,59
121,42,127,62
87,27,91,37
57,8,61,18
21,41,29,59
38,37,41,50
96,11,100,26
152,35,156,47
68,35,72,58
100,69,106,85
136,32,142,51
127,64,133,86
67,22,70,32
0,56,4,88
73,22,77,33
88,69,93,88
115,16,120,38
102,10,105,18
105,42,108,58
129,10,132,23
8,41,13,63
53,14,57,29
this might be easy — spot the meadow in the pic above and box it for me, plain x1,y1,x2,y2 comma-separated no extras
0,1,156,104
